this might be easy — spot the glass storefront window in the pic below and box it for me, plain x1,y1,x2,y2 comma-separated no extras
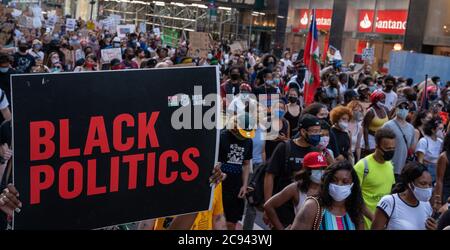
342,0,409,71
424,0,450,48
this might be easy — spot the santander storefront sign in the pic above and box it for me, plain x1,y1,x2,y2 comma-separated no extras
358,10,408,35
297,9,333,31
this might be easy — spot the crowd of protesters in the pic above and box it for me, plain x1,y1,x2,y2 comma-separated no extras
0,10,450,231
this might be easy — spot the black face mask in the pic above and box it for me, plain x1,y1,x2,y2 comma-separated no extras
230,74,240,81
380,148,395,161
407,94,417,102
288,96,298,103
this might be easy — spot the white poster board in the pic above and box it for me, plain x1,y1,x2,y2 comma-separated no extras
117,24,136,38
101,48,122,64
362,48,375,62
66,18,76,31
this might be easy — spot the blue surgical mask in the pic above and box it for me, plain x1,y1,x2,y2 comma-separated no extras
0,67,9,73
396,108,408,120
305,133,321,147
310,170,323,184
275,110,285,118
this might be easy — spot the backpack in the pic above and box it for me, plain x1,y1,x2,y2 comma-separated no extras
246,140,291,210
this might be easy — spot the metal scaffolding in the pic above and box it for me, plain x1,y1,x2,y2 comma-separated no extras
99,0,248,42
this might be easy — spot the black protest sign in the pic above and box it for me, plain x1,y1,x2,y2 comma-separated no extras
12,67,219,229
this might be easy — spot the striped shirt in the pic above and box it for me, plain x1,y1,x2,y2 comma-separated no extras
319,208,356,230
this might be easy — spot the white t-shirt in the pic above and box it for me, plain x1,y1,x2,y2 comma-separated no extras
383,90,397,111
0,89,9,110
415,136,443,164
377,194,432,230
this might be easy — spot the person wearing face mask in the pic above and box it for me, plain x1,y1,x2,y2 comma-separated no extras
28,39,44,61
221,67,244,113
263,114,321,229
262,54,277,71
347,101,365,162
324,75,341,110
372,162,437,230
112,37,121,49
415,117,444,184
402,87,418,120
354,127,396,229
413,111,433,143
219,113,254,230
382,75,398,112
318,120,335,165
0,54,16,106
362,91,389,156
120,48,139,69
330,106,353,162
12,41,36,74
291,160,365,230
284,88,302,137
73,54,97,72
382,98,415,182
263,100,290,160
280,51,292,77
132,48,146,68
264,151,325,230
226,84,258,118
46,52,64,73
253,69,280,104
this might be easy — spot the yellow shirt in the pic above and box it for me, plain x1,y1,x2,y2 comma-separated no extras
368,108,389,133
354,154,395,229
154,183,224,230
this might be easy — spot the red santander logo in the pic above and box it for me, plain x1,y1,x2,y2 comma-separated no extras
358,10,408,35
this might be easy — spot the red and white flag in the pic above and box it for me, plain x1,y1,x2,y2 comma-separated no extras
303,9,321,106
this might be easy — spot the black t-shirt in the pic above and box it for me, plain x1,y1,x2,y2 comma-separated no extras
284,109,300,137
331,127,351,159
266,140,315,194
218,130,253,173
264,119,289,160
12,53,36,74
266,139,316,227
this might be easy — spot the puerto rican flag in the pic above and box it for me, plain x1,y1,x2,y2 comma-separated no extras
303,9,321,106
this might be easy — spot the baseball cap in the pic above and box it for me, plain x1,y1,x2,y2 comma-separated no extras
239,83,252,93
303,152,328,169
344,89,359,99
236,112,256,139
297,114,320,130
357,84,368,91
395,96,408,107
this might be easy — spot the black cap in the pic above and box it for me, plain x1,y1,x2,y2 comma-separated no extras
344,89,359,99
298,114,320,130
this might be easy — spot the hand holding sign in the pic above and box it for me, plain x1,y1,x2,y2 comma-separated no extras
0,184,21,217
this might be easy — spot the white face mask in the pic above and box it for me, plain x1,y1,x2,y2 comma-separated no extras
410,183,432,202
338,120,349,131
329,183,353,202
310,170,323,184
318,136,330,150
437,129,445,139
240,93,250,101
